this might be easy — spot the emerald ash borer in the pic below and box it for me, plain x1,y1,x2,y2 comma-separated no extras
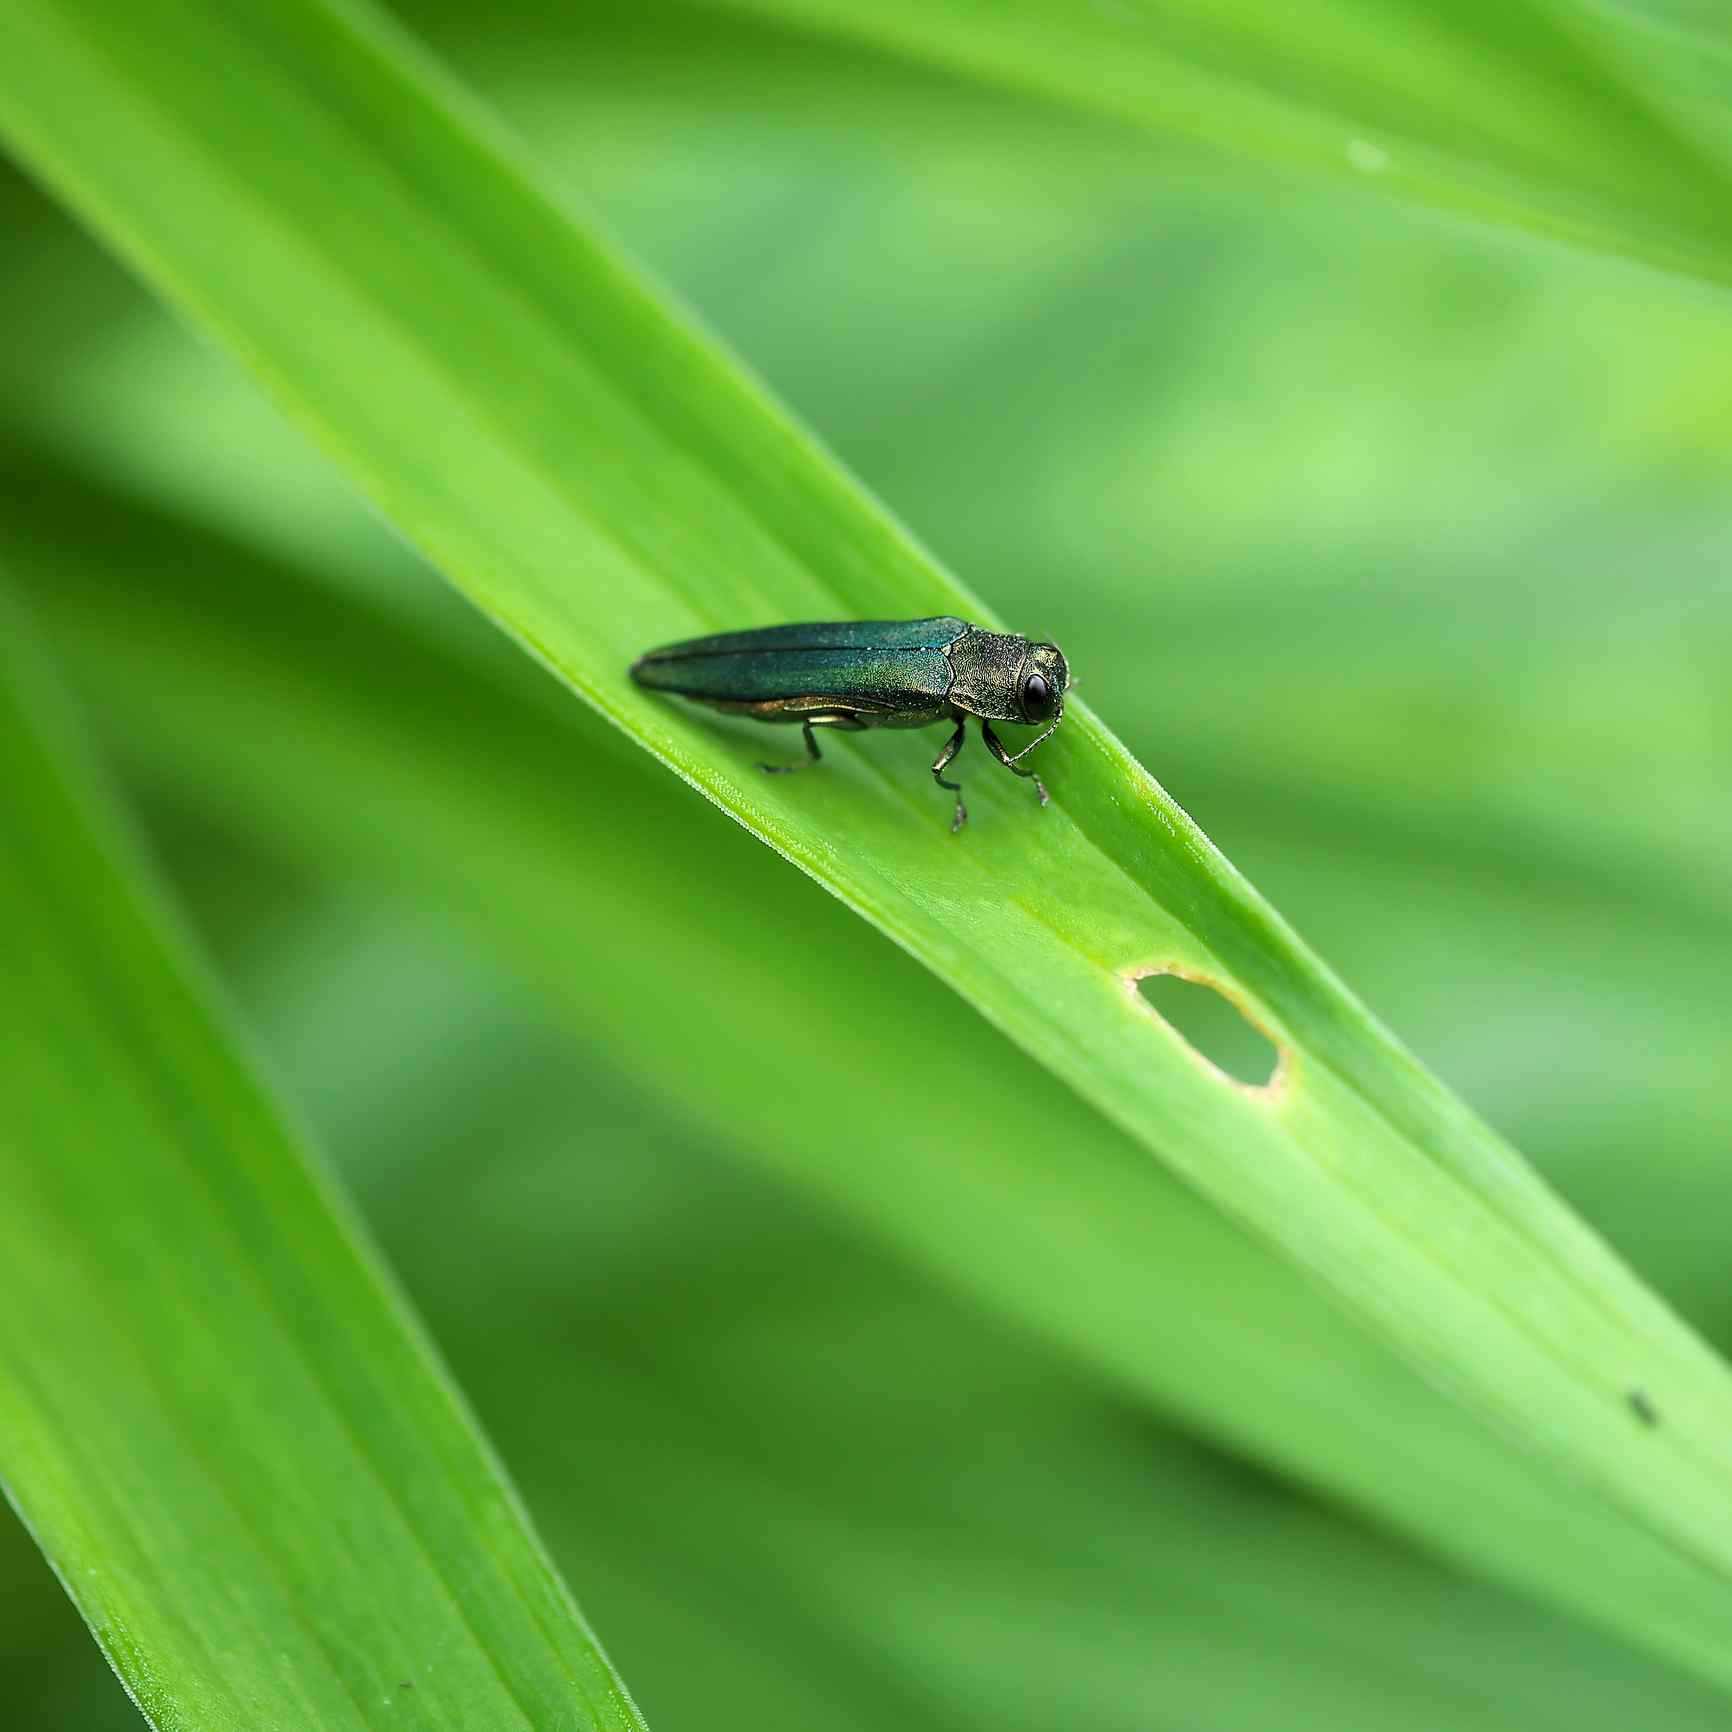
630,616,1069,832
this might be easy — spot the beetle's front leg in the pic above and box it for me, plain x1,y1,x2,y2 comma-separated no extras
931,717,968,833
981,719,1049,807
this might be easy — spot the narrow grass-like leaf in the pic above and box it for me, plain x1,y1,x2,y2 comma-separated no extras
693,0,1732,288
12,464,1732,1692
4,0,1732,1690
0,592,647,1729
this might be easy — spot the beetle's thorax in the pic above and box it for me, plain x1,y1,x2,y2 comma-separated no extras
946,628,1030,722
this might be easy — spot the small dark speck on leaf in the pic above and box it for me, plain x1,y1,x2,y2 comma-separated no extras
1627,1387,1659,1427
398,1681,414,1691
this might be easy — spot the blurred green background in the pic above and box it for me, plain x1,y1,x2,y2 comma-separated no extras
3,2,1729,1725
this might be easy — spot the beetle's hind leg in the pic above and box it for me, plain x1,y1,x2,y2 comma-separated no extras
758,712,865,776
932,717,968,833
758,720,823,775
981,719,1050,808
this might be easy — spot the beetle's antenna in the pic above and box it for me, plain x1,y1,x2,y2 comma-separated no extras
1007,699,1063,764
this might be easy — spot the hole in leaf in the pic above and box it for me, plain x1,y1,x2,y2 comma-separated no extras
1134,971,1280,1090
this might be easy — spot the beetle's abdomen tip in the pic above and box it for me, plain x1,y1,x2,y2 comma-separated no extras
629,652,689,693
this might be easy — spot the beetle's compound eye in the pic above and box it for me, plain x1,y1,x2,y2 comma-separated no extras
1023,670,1054,722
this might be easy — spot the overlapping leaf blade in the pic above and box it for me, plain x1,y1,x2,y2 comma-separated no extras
696,0,1732,286
0,594,648,1729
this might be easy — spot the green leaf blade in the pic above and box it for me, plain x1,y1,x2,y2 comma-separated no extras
0,598,646,1729
694,0,1732,289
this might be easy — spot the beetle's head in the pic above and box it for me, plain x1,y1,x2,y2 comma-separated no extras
1017,642,1069,727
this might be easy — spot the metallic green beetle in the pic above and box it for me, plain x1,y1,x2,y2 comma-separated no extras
630,616,1069,832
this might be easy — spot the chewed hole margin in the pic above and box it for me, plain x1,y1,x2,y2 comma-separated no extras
1126,964,1289,1098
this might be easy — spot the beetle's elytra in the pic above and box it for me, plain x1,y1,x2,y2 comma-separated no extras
630,616,1068,832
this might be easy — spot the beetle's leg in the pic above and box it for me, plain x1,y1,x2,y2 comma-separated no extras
758,720,822,775
981,719,1050,808
758,713,865,774
932,717,968,833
